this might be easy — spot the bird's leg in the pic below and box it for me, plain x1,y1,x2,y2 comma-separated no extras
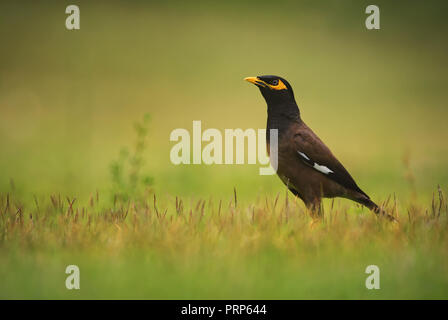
306,198,323,220
304,198,323,229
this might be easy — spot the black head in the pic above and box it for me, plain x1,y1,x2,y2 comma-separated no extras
245,75,296,106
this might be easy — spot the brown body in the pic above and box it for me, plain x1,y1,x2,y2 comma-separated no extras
271,121,371,212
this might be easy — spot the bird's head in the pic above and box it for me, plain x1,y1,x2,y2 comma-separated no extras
244,75,296,106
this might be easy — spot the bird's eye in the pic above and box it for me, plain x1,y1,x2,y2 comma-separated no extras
271,79,279,86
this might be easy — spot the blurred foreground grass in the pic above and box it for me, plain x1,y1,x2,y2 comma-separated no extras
1,190,447,299
1,1,448,299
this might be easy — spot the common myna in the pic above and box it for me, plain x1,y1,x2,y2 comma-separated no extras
245,75,394,220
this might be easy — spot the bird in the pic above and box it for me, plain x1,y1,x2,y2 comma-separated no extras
245,75,395,221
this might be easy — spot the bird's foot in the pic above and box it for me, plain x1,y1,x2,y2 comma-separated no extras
308,218,321,230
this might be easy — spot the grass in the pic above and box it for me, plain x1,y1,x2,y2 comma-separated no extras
1,1,448,299
1,186,447,299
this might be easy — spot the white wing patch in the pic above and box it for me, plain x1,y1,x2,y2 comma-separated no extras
313,163,334,175
298,151,310,160
298,150,334,175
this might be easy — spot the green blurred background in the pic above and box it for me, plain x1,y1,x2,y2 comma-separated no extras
1,0,447,202
1,0,448,300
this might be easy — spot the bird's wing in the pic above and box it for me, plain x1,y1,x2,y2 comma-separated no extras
292,124,369,198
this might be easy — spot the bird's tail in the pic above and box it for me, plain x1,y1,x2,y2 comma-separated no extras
357,197,398,222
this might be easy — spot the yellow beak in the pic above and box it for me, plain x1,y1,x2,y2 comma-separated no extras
244,76,267,87
244,76,258,84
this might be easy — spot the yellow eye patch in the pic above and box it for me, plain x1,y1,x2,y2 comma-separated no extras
268,79,287,91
